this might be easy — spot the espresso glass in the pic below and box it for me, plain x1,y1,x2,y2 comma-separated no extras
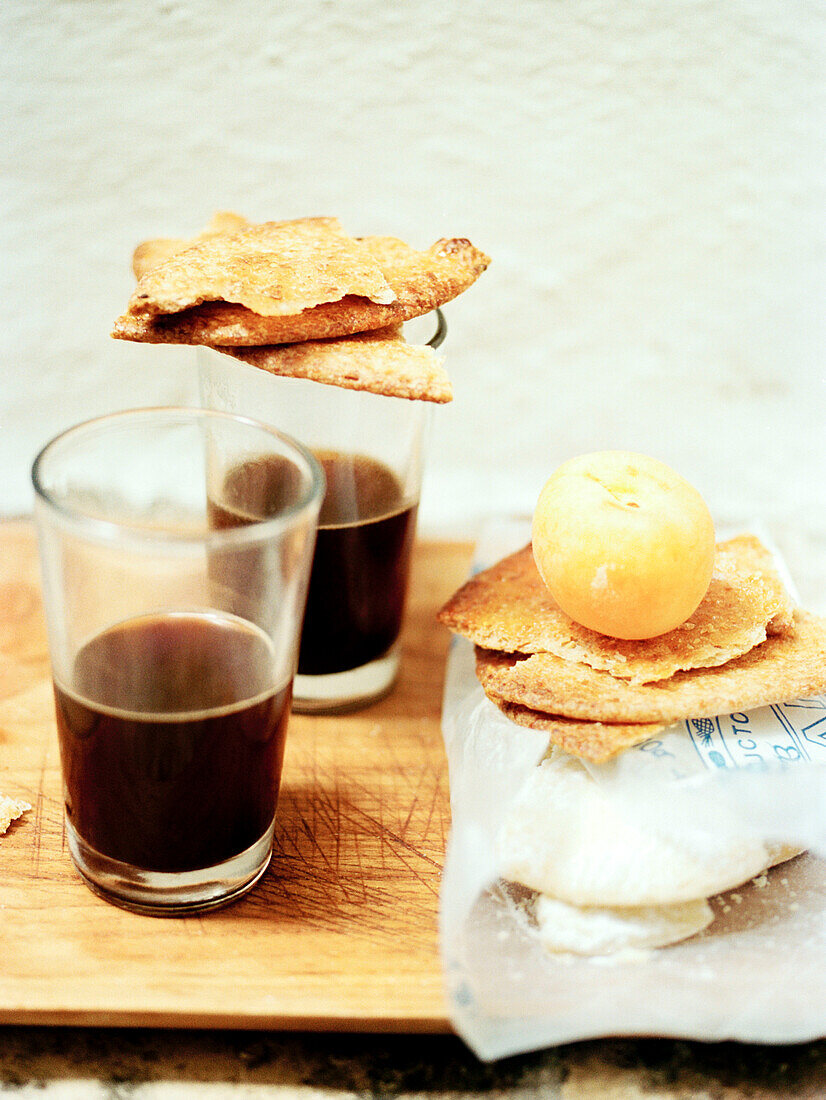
198,311,445,713
33,408,323,915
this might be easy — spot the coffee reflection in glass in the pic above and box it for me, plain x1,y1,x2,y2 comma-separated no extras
199,311,444,713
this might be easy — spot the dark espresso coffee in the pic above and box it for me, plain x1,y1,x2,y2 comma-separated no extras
54,612,290,873
212,451,417,676
302,451,417,675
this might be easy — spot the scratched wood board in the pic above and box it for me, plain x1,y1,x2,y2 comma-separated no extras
0,520,473,1031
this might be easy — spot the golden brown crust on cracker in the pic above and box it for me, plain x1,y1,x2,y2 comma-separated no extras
485,695,663,762
132,211,251,279
128,217,396,319
113,297,397,345
217,326,452,403
439,535,795,683
133,238,191,280
113,236,490,346
475,611,826,726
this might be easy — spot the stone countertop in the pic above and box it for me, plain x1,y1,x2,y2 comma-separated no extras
1,1029,825,1098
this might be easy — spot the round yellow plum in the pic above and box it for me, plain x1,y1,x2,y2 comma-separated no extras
532,451,715,640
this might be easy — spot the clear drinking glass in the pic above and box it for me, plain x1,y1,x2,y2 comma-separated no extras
197,311,446,713
32,408,323,915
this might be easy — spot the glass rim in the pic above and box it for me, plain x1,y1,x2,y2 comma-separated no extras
31,406,326,548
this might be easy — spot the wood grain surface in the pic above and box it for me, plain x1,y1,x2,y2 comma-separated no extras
0,519,473,1032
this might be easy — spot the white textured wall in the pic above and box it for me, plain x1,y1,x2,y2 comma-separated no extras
3,0,824,601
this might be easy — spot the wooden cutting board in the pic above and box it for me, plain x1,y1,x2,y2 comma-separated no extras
0,519,473,1032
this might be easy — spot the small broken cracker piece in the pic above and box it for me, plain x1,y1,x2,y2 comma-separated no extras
113,236,490,346
132,211,251,278
486,693,663,762
0,793,31,834
219,326,452,403
475,610,826,727
128,217,396,319
439,535,796,683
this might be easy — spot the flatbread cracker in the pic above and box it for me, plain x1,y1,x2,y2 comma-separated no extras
439,535,795,683
219,325,452,403
113,235,490,346
127,217,396,319
486,695,663,762
0,793,31,834
475,610,826,727
132,211,251,278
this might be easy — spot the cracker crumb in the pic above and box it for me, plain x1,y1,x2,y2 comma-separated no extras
0,794,32,834
752,871,769,889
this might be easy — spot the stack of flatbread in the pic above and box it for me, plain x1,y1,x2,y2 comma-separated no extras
439,533,826,763
112,213,490,402
439,534,826,954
